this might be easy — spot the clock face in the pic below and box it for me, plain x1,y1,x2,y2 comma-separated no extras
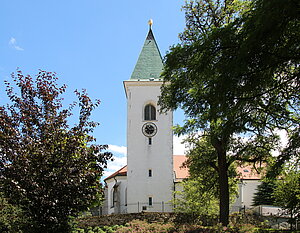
142,122,157,137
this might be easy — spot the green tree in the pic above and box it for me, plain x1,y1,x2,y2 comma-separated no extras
174,138,239,217
0,70,112,232
271,128,300,178
0,192,28,233
174,137,219,215
174,177,219,216
159,0,299,225
173,136,238,216
274,170,300,230
252,180,276,206
234,0,300,177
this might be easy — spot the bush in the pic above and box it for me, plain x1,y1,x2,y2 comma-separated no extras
114,220,173,232
0,193,28,232
73,213,295,233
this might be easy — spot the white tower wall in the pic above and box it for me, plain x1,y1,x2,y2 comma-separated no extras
124,81,173,213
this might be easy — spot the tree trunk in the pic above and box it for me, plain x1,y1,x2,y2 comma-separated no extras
216,141,230,226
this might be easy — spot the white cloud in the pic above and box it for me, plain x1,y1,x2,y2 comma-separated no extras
9,37,16,44
9,37,24,51
102,144,127,180
107,156,127,171
108,144,127,155
276,129,288,148
272,129,289,157
173,135,188,155
103,154,127,180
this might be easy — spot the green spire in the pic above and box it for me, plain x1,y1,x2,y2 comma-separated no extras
130,26,163,81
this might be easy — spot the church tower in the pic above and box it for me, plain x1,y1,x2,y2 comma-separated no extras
124,21,173,213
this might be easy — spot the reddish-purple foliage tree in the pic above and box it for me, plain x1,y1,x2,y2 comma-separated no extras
0,70,112,232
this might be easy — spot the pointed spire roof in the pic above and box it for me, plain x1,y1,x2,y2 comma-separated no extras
130,25,163,81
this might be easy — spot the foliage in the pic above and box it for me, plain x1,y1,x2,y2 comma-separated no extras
252,180,276,206
0,192,29,233
73,225,119,233
237,0,300,177
271,128,300,178
173,137,238,216
159,0,299,226
115,220,174,233
74,212,296,233
174,177,220,216
180,0,251,43
73,220,212,233
72,219,284,233
0,70,112,232
273,170,300,229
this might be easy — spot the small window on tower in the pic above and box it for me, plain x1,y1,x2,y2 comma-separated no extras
148,137,152,145
144,104,156,121
149,169,152,177
149,197,153,206
125,188,127,206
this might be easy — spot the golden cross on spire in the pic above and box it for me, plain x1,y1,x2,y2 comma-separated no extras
148,19,153,29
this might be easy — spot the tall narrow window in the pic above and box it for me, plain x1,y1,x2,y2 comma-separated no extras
149,197,153,206
111,188,117,208
144,104,156,120
125,188,127,206
148,169,152,177
148,137,152,145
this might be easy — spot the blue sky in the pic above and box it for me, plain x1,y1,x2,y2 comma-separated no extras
1,0,187,178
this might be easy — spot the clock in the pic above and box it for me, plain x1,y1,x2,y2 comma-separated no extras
142,122,157,137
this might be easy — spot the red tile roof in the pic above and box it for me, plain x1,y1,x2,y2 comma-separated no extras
236,164,262,180
104,156,262,181
173,155,189,181
104,165,127,181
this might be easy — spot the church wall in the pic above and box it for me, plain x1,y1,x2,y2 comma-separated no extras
106,176,127,214
232,180,260,211
174,179,261,214
125,81,174,213
174,182,184,209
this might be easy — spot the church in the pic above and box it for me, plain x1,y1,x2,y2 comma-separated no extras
102,22,261,215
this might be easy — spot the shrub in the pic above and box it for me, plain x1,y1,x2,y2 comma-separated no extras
0,193,28,232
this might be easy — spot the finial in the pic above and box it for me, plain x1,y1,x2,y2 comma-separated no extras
148,19,153,29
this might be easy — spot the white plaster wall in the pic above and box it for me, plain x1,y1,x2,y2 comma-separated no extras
233,180,261,210
124,81,174,213
106,176,127,214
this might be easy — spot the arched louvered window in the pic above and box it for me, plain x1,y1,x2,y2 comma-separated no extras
144,104,156,121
